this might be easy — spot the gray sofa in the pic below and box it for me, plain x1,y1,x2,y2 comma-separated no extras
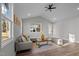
15,35,32,52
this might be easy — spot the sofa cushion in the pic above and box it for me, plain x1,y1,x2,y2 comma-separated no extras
16,36,23,43
22,36,28,42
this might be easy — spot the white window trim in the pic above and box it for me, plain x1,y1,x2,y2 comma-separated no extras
1,4,14,48
1,19,13,48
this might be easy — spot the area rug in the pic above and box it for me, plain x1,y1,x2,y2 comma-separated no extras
32,42,59,54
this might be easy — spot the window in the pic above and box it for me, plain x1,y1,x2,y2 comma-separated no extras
2,3,12,19
30,24,41,32
48,24,52,35
1,19,10,41
0,3,13,48
69,33,75,42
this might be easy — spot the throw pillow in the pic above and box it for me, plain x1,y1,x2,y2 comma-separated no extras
16,36,23,43
23,34,28,41
22,36,27,42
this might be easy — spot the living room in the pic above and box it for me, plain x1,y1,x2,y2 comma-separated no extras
14,3,56,54
13,3,79,55
1,3,79,56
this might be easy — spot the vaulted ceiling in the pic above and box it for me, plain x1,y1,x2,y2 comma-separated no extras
14,3,79,22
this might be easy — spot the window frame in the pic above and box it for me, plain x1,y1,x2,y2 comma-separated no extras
0,3,13,48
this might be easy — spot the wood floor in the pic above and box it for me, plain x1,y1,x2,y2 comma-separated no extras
16,43,79,56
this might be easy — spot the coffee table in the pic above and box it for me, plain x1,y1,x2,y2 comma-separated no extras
30,38,52,48
30,38,37,43
36,39,50,48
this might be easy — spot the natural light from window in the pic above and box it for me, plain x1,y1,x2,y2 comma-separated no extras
69,33,75,42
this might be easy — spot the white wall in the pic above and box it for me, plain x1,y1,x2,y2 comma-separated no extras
53,15,79,42
14,24,22,38
14,16,22,39
23,16,53,38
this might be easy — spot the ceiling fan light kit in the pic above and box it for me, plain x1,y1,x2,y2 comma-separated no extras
45,3,56,12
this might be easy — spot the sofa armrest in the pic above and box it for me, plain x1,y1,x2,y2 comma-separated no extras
15,41,32,51
17,41,32,45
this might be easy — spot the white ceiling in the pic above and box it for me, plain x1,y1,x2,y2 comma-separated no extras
14,3,79,22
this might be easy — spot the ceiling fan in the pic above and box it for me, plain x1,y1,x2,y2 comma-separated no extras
45,3,56,12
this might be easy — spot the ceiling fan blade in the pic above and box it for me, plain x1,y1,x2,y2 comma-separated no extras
51,3,54,6
49,3,54,8
49,5,51,8
51,7,56,9
45,3,56,12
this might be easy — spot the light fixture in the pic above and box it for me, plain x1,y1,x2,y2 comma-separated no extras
27,13,31,17
77,7,79,10
45,3,56,12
